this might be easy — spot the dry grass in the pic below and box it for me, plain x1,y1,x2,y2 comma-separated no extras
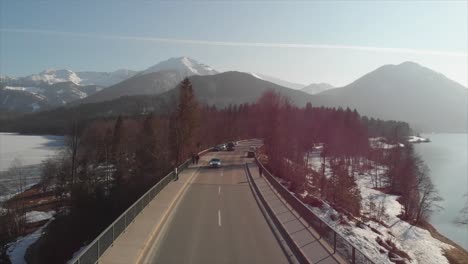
3,184,61,212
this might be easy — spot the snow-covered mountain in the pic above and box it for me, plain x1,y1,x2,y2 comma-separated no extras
249,73,305,90
81,57,219,104
1,82,101,112
140,57,218,77
24,69,82,85
2,69,137,88
0,56,219,110
301,83,334,94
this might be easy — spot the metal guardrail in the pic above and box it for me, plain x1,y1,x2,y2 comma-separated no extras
68,148,211,264
245,164,308,264
254,157,376,264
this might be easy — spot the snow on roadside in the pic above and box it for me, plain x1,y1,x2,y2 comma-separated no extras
66,244,88,264
7,220,52,264
25,210,55,223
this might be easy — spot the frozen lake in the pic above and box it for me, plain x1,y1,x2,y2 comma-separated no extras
0,133,64,198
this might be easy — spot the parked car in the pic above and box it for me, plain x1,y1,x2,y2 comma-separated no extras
212,146,222,152
219,144,227,151
247,151,255,158
209,158,222,168
227,142,235,151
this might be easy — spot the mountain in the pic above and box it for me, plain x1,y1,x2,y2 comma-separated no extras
160,71,314,107
314,61,467,132
250,73,305,89
301,83,334,94
81,57,219,104
76,69,137,86
0,57,215,110
78,70,186,104
0,88,48,112
2,71,316,133
139,57,218,76
23,69,82,85
0,82,102,112
2,68,137,87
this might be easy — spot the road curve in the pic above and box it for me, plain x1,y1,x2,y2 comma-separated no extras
149,141,289,264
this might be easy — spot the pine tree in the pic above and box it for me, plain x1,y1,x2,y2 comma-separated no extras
170,78,200,165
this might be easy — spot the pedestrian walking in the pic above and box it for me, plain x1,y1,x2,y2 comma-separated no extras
174,167,178,181
259,166,263,177
195,154,200,164
191,153,196,165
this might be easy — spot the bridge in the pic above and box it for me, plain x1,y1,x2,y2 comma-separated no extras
70,140,372,264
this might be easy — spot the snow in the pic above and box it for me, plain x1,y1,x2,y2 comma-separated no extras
7,220,52,264
26,69,82,85
4,86,43,94
25,211,55,223
30,103,40,111
369,137,400,149
407,136,430,143
356,173,451,264
181,56,199,75
67,244,88,264
250,73,264,80
303,156,452,263
140,57,218,76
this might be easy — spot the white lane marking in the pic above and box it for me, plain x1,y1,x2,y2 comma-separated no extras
218,209,222,227
218,185,221,195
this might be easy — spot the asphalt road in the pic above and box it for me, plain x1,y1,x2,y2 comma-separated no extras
150,141,289,264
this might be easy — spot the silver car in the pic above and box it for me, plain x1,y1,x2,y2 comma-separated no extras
209,158,221,168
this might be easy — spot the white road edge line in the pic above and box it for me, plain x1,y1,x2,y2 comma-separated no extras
218,209,222,227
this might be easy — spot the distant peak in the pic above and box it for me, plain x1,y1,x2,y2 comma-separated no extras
141,56,218,76
398,61,421,67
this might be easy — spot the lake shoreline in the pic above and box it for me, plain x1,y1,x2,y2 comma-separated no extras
418,220,468,264
414,133,468,250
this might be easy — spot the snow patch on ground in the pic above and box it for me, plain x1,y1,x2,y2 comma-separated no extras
25,210,55,223
407,136,430,143
7,220,52,264
369,137,401,149
303,156,452,263
357,173,451,264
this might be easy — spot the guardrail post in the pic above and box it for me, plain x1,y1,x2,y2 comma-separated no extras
318,221,322,239
352,247,356,264
333,232,336,253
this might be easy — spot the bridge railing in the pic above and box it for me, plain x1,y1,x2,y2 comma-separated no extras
68,148,211,264
254,156,376,264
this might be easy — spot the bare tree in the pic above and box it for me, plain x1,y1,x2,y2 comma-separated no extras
7,158,26,235
414,164,442,224
66,119,83,185
455,194,468,225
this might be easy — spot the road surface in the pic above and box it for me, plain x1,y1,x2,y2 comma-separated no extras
149,141,289,264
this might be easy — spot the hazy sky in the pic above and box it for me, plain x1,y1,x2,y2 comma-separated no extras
0,1,466,87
